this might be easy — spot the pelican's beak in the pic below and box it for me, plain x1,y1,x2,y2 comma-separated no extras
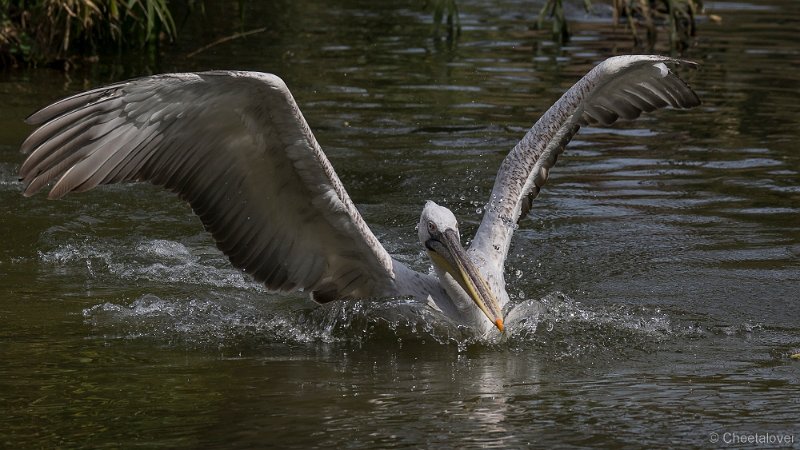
426,229,505,332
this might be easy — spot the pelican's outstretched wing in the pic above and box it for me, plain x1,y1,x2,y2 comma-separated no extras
470,55,700,270
19,71,396,302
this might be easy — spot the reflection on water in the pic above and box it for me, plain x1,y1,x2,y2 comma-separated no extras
1,0,799,447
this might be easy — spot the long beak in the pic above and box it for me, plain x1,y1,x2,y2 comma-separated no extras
427,229,505,332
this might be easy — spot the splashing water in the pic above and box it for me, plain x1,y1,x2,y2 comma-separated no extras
40,234,686,354
81,288,685,358
39,238,265,292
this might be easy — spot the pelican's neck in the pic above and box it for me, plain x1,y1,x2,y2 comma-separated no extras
390,258,494,334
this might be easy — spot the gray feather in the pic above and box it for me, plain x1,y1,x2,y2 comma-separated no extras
19,71,398,301
471,55,700,270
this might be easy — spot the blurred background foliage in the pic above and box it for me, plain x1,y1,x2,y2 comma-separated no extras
534,0,708,49
0,0,179,68
1,0,710,70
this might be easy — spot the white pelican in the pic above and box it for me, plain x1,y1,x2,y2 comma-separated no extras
18,55,700,335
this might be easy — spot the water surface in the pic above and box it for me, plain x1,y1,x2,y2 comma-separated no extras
1,0,798,447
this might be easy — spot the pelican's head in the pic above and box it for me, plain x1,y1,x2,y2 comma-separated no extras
418,201,504,332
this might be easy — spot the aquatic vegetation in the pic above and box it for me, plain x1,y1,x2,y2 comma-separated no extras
536,0,594,44
610,0,705,50
536,0,706,50
425,0,708,50
1,0,710,68
426,0,461,40
0,0,176,68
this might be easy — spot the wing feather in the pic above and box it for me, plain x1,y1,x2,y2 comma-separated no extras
20,71,398,301
471,55,700,270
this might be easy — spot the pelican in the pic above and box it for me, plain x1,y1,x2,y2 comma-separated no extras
18,55,700,336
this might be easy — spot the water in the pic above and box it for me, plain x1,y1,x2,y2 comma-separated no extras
1,0,799,447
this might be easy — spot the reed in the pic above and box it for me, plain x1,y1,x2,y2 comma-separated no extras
427,0,461,40
611,0,703,50
424,0,705,50
0,0,176,68
537,0,705,50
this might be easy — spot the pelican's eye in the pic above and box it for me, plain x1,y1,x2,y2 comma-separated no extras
427,221,437,235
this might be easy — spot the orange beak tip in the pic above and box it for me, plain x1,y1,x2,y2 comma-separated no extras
495,318,504,332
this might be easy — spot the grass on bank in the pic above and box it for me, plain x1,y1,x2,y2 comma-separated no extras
0,0,176,68
2,1,709,69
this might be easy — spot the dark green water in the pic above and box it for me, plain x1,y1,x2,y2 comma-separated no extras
1,0,798,448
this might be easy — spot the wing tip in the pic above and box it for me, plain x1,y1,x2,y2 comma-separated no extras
25,109,49,126
677,59,700,70
20,182,36,197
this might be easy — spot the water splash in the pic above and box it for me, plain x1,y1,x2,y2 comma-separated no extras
79,288,696,358
83,294,292,346
39,238,264,292
504,292,676,359
82,294,498,350
46,235,703,355
39,242,113,266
